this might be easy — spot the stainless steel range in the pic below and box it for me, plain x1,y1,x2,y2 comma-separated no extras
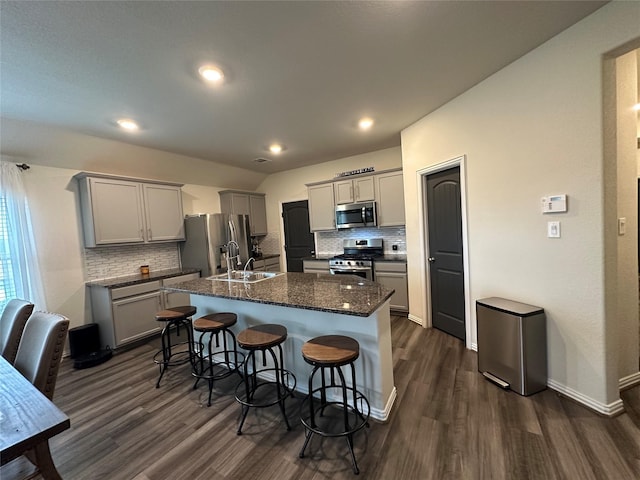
329,238,383,281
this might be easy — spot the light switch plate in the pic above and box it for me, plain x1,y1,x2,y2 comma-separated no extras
618,217,626,235
547,221,561,238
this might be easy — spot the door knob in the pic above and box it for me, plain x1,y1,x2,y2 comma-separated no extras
428,257,436,263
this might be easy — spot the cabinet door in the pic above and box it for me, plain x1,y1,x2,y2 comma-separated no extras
375,272,408,312
162,273,200,309
308,184,335,231
375,171,405,226
88,178,145,245
264,257,280,272
112,291,163,346
334,180,355,204
354,177,375,202
143,184,185,241
303,260,330,273
220,192,251,216
249,195,268,236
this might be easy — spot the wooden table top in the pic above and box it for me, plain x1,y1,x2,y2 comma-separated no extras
0,356,70,464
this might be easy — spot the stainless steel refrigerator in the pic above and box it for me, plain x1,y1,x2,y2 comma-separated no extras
180,214,252,277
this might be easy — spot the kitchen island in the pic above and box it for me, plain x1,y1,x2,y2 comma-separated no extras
163,272,397,421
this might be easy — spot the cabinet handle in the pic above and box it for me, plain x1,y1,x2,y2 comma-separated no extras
148,228,152,239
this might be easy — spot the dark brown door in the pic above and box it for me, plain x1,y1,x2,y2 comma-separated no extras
282,200,315,272
426,167,465,340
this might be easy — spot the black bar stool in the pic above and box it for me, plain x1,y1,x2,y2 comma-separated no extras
153,305,196,388
192,312,244,406
234,324,296,435
299,335,370,475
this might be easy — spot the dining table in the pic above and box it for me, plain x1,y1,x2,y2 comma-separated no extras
0,355,70,479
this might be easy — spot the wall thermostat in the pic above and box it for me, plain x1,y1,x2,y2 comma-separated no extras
541,194,567,213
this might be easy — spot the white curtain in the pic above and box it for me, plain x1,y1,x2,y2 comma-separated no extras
0,160,47,311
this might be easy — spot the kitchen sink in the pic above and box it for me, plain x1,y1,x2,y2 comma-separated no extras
207,271,283,283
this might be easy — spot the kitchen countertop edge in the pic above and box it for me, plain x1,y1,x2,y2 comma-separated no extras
86,268,201,289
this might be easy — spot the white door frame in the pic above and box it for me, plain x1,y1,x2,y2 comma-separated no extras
417,155,473,350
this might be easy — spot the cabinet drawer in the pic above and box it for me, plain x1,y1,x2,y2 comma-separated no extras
111,280,161,300
374,262,407,274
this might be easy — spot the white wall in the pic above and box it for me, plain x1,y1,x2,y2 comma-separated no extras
401,2,639,411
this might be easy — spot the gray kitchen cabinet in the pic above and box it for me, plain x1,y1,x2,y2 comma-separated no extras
162,272,201,309
374,262,408,312
375,170,405,226
75,172,185,247
142,183,186,242
334,176,375,205
219,190,268,236
89,272,201,350
303,259,330,274
307,183,335,231
90,280,163,349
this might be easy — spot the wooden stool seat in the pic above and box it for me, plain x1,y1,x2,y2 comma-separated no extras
155,309,188,322
237,324,287,349
167,305,197,317
193,312,237,332
302,335,359,366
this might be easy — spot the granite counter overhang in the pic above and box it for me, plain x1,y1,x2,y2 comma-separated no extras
86,268,201,289
163,272,394,317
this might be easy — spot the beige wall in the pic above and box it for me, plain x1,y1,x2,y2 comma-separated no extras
401,1,639,410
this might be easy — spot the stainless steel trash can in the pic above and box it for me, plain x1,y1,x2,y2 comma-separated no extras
476,297,547,396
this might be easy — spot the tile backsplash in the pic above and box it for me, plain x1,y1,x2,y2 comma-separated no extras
85,243,180,280
315,226,406,255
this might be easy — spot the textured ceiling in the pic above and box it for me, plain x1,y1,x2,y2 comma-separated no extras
0,1,607,173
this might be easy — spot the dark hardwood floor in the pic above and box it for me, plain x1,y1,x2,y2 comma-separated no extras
3,315,640,479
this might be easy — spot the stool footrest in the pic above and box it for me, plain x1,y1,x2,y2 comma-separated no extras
300,387,370,437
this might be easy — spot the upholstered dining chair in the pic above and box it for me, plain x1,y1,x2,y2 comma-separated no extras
14,311,69,400
0,299,34,364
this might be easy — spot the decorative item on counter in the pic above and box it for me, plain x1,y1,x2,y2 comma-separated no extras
140,265,150,275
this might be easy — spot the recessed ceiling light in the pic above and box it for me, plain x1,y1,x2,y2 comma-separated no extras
269,143,283,154
633,103,640,111
358,117,374,130
116,118,139,131
198,65,224,84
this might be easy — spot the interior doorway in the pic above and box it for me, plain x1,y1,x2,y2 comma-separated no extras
282,200,314,272
424,166,466,341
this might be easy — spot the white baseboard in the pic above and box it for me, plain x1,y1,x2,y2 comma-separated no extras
407,314,424,326
547,379,625,416
373,386,397,422
470,342,478,352
619,371,640,390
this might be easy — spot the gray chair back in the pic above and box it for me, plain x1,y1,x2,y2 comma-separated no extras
14,311,69,400
0,299,34,364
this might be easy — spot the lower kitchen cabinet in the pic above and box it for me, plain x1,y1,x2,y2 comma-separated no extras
252,255,280,272
89,272,200,350
303,259,330,274
374,262,408,313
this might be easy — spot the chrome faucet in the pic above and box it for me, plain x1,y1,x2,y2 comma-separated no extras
243,257,255,276
225,240,242,278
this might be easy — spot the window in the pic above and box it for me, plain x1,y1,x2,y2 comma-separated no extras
0,196,17,312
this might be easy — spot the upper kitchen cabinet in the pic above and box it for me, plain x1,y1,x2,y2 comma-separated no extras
334,176,375,205
75,172,185,247
219,190,268,236
307,183,335,231
375,170,405,227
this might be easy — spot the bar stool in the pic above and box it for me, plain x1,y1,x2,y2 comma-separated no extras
192,312,244,406
234,324,296,435
153,305,196,388
299,335,370,475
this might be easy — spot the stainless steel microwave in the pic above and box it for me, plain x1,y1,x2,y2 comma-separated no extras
335,202,377,229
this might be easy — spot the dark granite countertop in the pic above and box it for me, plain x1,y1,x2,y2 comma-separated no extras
163,272,394,317
87,268,201,289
